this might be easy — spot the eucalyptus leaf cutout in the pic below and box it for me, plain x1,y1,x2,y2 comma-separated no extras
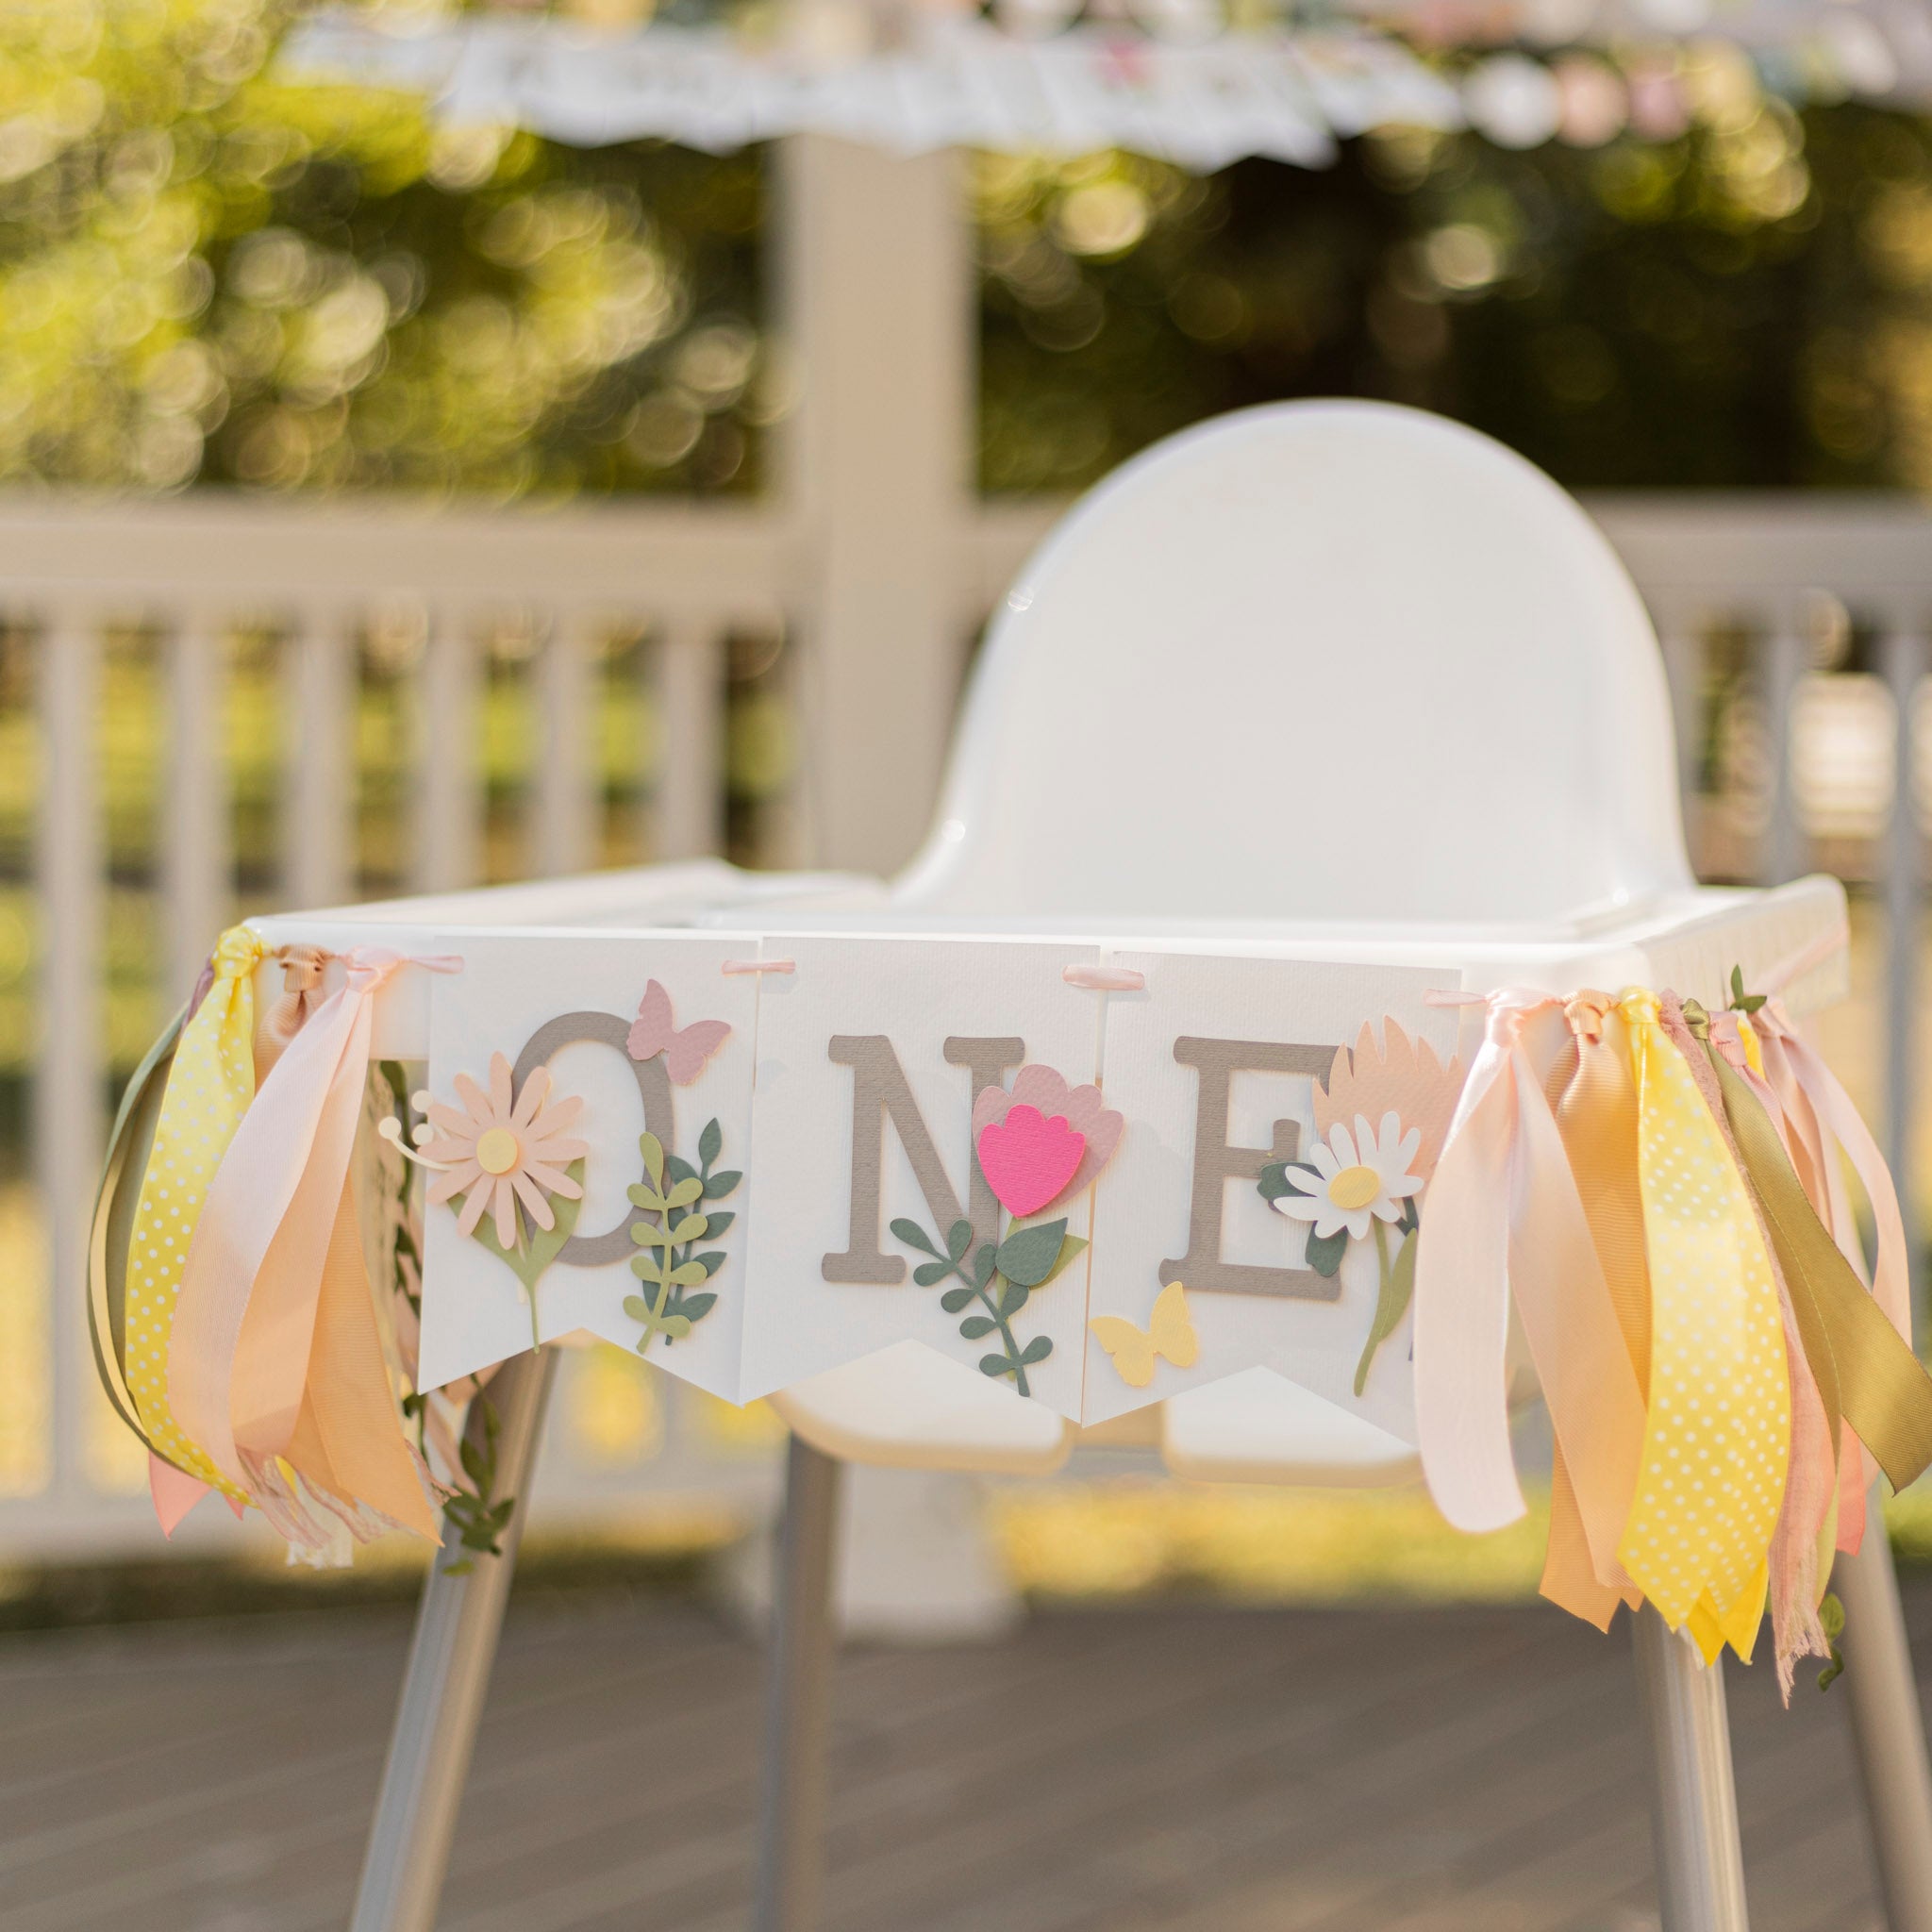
1304,1225,1349,1278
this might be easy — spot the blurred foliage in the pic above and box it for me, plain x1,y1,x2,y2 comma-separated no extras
977,89,1932,493
0,0,765,494
2,5,1930,497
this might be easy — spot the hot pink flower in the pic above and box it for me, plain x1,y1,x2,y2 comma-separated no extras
972,1063,1123,1218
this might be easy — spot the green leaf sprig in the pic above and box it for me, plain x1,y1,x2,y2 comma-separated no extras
625,1120,740,1351
441,1397,516,1577
1728,964,1768,1015
891,1213,1086,1398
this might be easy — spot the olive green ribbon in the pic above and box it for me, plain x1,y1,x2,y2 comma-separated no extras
1685,1000,1932,1493
86,1000,189,1468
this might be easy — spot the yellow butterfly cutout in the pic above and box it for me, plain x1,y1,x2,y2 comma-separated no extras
1089,1281,1199,1389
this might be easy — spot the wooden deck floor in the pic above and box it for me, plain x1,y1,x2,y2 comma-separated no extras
3,1577,1924,1932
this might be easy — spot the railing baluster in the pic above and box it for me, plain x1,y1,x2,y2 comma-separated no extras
287,608,355,910
1761,610,1808,887
36,608,103,1502
656,619,724,861
414,608,481,894
537,610,594,878
1883,619,1925,1324
164,611,230,996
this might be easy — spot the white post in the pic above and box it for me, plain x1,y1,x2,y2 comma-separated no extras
165,612,230,997
36,609,103,1504
774,135,974,877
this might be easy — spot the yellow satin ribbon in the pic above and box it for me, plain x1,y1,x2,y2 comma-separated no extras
1688,1002,1932,1495
1618,990,1790,1660
123,926,267,1499
1541,994,1649,1630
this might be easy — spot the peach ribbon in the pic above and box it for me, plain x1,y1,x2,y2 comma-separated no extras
170,949,453,1542
1541,993,1650,1629
1413,990,1647,1602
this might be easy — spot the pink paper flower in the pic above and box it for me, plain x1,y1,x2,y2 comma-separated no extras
422,1053,589,1251
972,1064,1123,1217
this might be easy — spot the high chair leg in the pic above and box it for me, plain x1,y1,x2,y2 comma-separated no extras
1633,1603,1750,1932
350,1346,558,1932
753,1435,845,1932
1835,1491,1932,1932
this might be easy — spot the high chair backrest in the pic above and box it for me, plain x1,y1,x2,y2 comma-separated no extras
893,400,1690,925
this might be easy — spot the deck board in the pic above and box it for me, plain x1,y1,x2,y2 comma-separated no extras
2,1582,1927,1932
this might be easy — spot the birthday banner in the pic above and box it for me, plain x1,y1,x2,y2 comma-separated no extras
411,933,1464,1436
101,908,1932,1696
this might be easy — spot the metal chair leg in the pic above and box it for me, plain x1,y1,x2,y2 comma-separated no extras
1836,1486,1932,1932
1633,1602,1751,1932
350,1346,558,1932
752,1435,845,1932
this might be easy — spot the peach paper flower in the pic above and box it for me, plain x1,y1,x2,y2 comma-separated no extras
423,1053,589,1251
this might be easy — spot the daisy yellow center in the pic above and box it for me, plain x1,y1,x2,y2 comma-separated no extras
476,1126,522,1176
1326,1164,1381,1211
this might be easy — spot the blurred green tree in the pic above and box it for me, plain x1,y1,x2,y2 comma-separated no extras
0,0,765,495
4,3,1931,498
976,91,1932,493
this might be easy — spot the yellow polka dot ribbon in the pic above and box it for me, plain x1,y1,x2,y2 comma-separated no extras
1617,990,1790,1662
122,925,268,1497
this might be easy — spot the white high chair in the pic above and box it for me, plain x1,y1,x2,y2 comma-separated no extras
289,402,1932,1932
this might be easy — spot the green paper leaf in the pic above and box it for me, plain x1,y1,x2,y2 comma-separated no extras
673,1291,717,1324
940,1286,976,1314
1039,1234,1089,1290
659,1314,693,1340
667,1175,704,1209
632,1225,678,1248
973,1245,997,1290
671,1212,708,1242
891,1217,938,1256
1305,1225,1349,1277
1257,1160,1292,1203
664,1152,698,1188
999,1278,1029,1319
459,1438,486,1487
1354,1227,1418,1396
699,1117,723,1167
958,1315,997,1340
629,1253,666,1281
1018,1335,1053,1365
670,1259,709,1287
702,1209,735,1241
913,1258,952,1287
979,1353,1016,1379
472,1158,586,1291
622,1294,656,1324
947,1219,974,1260
628,1184,668,1214
694,1250,726,1277
704,1169,742,1199
639,1131,664,1190
997,1218,1068,1290
1731,963,1746,1003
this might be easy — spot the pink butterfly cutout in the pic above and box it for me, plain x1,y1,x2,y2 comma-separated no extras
626,979,731,1085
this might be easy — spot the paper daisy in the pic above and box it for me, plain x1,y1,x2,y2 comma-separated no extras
422,1053,589,1252
1274,1111,1424,1242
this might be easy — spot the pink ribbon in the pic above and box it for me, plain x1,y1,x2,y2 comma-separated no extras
169,950,454,1501
1414,989,1646,1570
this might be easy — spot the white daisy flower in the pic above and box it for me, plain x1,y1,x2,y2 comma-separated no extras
1274,1111,1424,1242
